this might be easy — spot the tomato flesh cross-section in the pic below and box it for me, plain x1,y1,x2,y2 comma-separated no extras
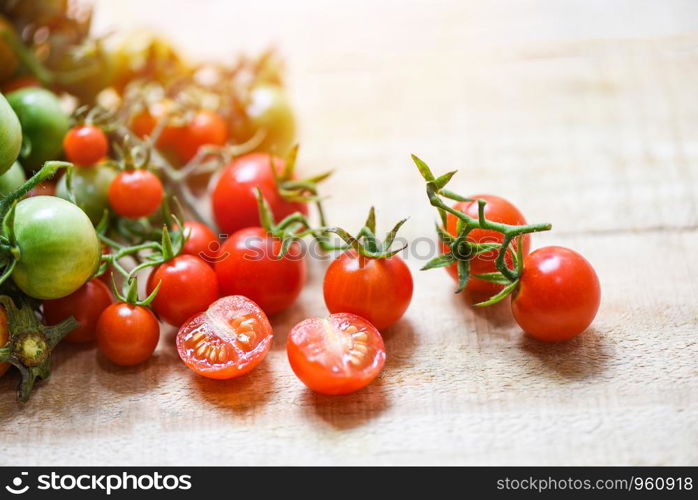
287,313,386,395
176,295,273,379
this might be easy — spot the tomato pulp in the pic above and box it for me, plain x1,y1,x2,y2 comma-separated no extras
287,313,386,395
176,295,273,379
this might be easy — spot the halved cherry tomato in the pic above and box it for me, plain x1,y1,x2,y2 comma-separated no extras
174,110,228,164
287,313,386,395
444,194,530,298
0,305,9,377
97,302,160,366
146,254,219,327
323,250,413,330
511,246,601,342
182,220,219,264
108,169,163,219
63,125,109,167
43,278,113,344
211,153,307,235
214,227,305,315
176,295,273,380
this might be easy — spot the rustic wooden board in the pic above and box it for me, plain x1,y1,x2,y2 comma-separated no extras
1,0,697,465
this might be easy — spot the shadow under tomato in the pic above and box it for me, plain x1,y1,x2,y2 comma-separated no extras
190,363,274,414
301,382,390,430
381,318,417,370
518,327,609,381
95,350,166,395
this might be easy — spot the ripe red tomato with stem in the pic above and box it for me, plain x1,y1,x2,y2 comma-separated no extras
287,313,386,395
444,194,530,297
147,254,220,327
214,226,305,315
324,251,412,331
63,125,108,166
176,295,273,380
323,207,412,330
212,153,306,235
43,278,113,344
174,110,228,164
108,169,163,219
97,302,160,366
181,220,219,263
511,246,600,342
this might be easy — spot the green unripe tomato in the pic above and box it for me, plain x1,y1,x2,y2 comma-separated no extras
246,84,295,156
6,88,70,172
0,161,26,198
0,92,22,175
12,196,101,300
56,163,117,225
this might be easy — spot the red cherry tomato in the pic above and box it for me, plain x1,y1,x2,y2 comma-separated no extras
97,302,160,366
287,313,386,395
146,254,219,327
174,110,228,164
214,227,305,315
43,278,113,344
444,194,530,297
25,181,55,198
176,295,273,379
323,250,413,330
108,169,163,219
63,125,108,166
130,101,183,150
211,153,307,235
181,220,219,264
1,76,40,94
511,246,601,342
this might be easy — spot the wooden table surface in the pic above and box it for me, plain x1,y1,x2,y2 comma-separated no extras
2,0,697,465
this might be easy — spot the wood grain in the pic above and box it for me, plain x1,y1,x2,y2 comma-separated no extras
1,0,697,465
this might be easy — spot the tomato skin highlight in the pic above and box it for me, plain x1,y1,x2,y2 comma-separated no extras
108,169,164,219
211,153,307,235
63,125,109,166
287,313,386,395
12,196,101,300
174,110,228,164
181,220,219,264
214,227,305,315
97,303,160,366
511,246,601,342
176,295,273,380
444,194,530,297
43,278,113,344
323,251,413,330
147,255,220,327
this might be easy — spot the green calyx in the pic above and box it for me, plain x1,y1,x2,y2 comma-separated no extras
255,188,328,258
96,197,184,305
412,154,551,303
0,294,77,402
326,206,408,260
273,145,332,204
